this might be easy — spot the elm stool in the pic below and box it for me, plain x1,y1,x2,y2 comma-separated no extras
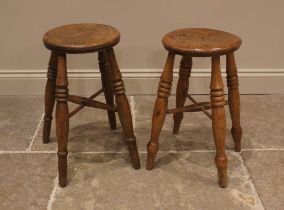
42,23,140,187
146,28,243,188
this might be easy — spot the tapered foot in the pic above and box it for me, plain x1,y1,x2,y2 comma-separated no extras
58,154,67,187
231,126,242,152
127,138,140,169
215,156,228,188
146,142,159,170
43,117,53,144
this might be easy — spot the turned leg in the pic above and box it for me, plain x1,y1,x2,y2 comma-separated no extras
173,56,192,134
146,52,175,170
55,54,69,187
210,56,228,188
98,50,116,130
226,53,242,152
106,48,140,169
43,52,57,143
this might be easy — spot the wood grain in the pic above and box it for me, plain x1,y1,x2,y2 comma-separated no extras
162,28,242,56
43,23,120,54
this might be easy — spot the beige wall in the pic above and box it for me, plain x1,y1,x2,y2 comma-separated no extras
0,0,284,70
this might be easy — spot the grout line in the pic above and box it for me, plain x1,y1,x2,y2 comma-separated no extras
242,148,284,151
130,96,136,128
1,148,284,155
26,113,44,151
47,174,61,210
0,150,57,154
236,152,266,210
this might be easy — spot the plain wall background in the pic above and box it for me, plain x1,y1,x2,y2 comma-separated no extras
0,0,284,70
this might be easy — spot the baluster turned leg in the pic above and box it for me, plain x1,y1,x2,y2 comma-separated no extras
106,48,140,169
210,56,228,188
55,54,69,187
43,52,57,143
173,56,192,134
226,53,242,152
98,50,116,130
146,53,175,170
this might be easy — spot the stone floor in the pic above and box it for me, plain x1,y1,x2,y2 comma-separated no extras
0,95,283,210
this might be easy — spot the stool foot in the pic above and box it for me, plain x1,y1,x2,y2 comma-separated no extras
215,155,228,188
231,126,242,152
43,52,57,144
127,138,140,169
146,142,159,170
43,116,53,144
173,56,192,134
58,154,67,187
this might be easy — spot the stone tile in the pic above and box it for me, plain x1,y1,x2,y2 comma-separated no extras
32,96,127,152
0,153,57,210
242,151,284,210
52,152,262,210
241,95,284,149
0,96,43,151
134,95,284,151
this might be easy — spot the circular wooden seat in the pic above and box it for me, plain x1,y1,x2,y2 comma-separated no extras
43,23,120,54
162,28,242,56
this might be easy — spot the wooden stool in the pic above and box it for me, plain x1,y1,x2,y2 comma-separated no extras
146,28,243,188
42,23,140,187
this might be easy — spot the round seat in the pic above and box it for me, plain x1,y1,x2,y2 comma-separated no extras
43,23,120,54
162,28,242,56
